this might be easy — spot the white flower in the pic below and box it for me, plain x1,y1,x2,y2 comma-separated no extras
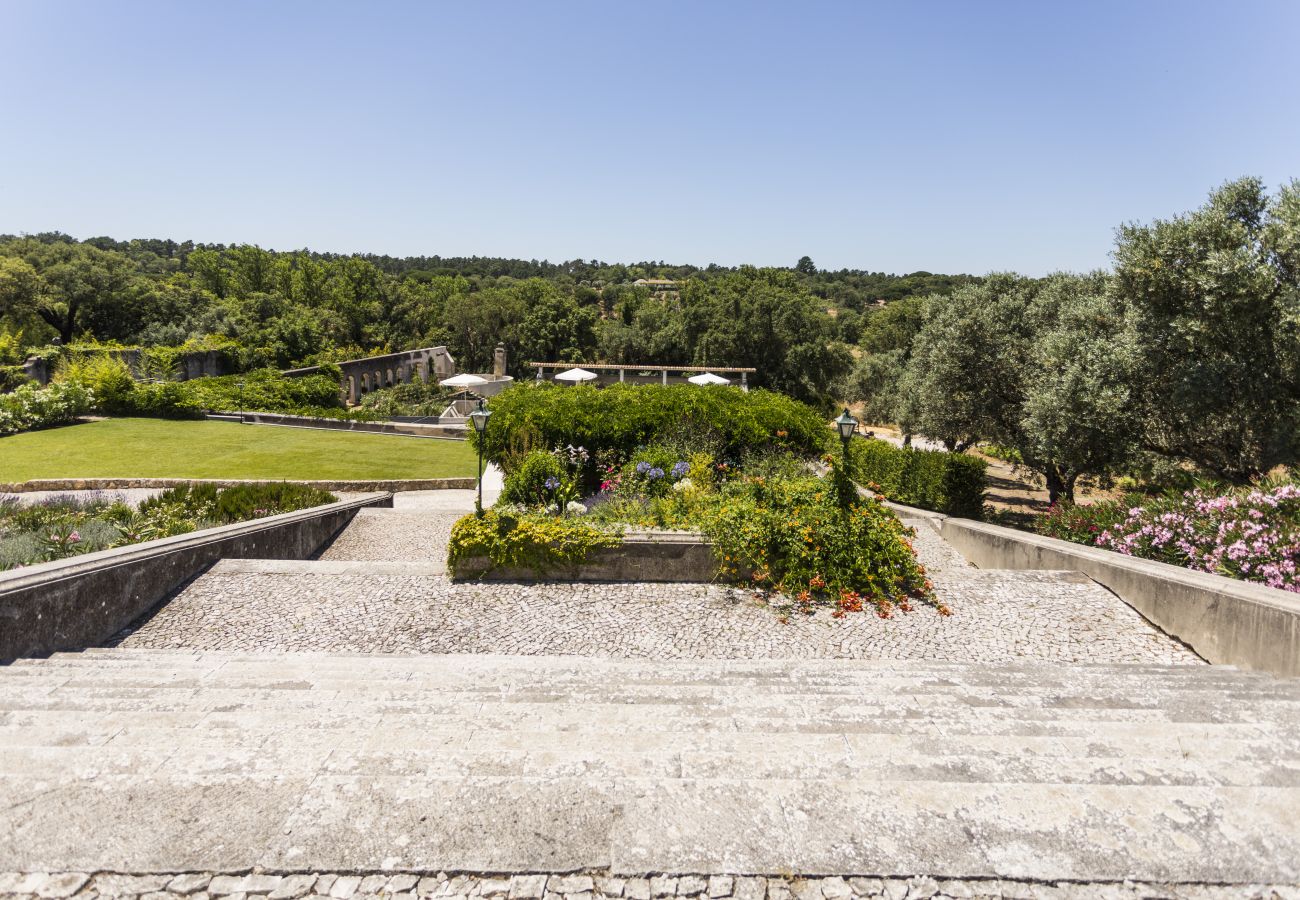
565,500,587,516
672,477,694,492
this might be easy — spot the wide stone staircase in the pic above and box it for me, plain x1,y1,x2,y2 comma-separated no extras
2,649,1298,888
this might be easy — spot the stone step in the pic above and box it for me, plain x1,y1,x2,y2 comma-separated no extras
2,651,1298,882
19,648,1242,677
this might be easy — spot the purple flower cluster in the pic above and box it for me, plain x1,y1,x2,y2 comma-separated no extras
1094,484,1300,592
671,461,690,479
543,476,561,491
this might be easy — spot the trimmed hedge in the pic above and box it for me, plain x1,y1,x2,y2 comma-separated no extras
848,438,986,519
473,383,830,473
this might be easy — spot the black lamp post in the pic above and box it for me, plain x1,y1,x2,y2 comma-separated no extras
469,399,492,516
237,381,246,424
834,408,858,455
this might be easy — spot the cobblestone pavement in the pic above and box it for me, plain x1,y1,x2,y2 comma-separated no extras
116,514,1200,664
318,510,460,563
0,870,1291,900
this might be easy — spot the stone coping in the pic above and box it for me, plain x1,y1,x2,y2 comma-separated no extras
0,492,391,660
0,477,476,492
931,513,1300,677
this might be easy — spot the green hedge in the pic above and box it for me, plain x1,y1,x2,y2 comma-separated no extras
848,438,986,519
474,383,829,474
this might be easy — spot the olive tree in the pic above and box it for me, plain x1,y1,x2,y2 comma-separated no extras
1113,177,1300,481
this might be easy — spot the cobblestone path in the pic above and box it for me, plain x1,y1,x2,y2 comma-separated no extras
3,868,1291,900
114,506,1201,665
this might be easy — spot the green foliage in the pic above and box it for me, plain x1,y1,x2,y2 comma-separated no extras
446,509,621,578
500,450,565,507
0,366,32,392
119,381,208,419
0,483,335,571
1113,177,1300,482
0,380,94,436
55,354,137,412
358,379,454,418
0,329,25,366
213,482,336,521
1034,498,1129,544
474,383,829,476
700,477,937,615
848,438,986,518
169,369,346,415
576,469,938,616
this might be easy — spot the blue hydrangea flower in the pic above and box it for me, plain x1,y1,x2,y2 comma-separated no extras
648,467,665,480
544,476,560,491
635,461,651,475
671,461,689,479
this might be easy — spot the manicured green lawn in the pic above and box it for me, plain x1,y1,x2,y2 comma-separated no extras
0,419,478,481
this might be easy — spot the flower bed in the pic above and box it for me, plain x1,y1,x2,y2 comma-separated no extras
0,482,336,571
453,441,940,619
1035,482,1300,592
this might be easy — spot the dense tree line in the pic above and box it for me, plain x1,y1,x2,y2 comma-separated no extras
852,177,1300,500
0,234,967,405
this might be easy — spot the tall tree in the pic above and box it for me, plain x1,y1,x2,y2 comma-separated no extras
1113,177,1300,481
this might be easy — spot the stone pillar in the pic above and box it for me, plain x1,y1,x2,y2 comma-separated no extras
741,372,749,393
493,344,507,377
662,369,668,386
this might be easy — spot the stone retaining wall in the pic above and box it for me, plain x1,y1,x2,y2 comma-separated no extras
937,515,1300,677
210,411,466,439
453,531,728,583
0,492,392,661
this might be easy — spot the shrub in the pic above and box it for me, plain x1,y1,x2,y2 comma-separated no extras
500,450,566,507
701,476,938,615
847,438,986,518
1035,498,1129,544
124,382,208,418
0,365,32,393
0,483,338,571
178,368,346,414
213,482,335,522
474,383,829,475
359,380,455,418
1041,482,1300,592
447,508,621,577
56,354,137,412
0,381,95,437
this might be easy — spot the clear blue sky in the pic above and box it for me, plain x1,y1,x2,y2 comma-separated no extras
2,0,1297,275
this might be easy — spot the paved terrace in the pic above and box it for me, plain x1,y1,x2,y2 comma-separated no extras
111,496,1200,664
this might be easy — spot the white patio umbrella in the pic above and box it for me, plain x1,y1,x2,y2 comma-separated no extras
687,372,730,385
553,367,598,383
440,373,489,388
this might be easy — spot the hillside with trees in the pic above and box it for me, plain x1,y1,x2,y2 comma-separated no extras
0,236,967,406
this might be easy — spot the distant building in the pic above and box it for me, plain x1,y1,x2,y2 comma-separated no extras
633,278,678,290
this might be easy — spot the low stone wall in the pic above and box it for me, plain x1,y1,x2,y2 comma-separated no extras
454,530,727,582
0,477,475,493
208,411,467,439
0,492,392,661
939,516,1300,677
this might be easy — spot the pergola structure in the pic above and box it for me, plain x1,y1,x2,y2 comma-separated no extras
528,362,755,391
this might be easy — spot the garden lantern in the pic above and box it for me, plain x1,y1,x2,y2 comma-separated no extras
469,399,492,516
835,408,858,447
